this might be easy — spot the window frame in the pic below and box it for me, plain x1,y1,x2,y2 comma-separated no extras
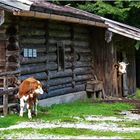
23,48,37,58
57,41,65,71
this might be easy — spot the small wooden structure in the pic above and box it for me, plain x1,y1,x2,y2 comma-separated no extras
86,80,105,99
0,1,140,115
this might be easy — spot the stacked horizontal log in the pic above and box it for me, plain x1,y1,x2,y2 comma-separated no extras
0,25,7,75
39,21,93,99
19,19,93,99
19,18,48,85
73,25,93,88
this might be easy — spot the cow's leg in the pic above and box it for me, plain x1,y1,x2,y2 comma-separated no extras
27,102,32,119
34,99,38,116
19,98,24,117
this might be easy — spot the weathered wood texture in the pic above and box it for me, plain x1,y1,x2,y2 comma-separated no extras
0,13,137,102
18,19,93,99
91,28,136,97
90,28,117,97
0,12,137,102
116,37,136,96
136,48,140,88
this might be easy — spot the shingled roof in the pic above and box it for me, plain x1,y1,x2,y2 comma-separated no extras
0,0,140,40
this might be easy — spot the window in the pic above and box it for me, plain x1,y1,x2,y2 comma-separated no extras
23,48,37,58
57,42,65,71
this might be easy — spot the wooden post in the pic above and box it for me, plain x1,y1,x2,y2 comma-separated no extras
3,76,8,116
122,52,128,97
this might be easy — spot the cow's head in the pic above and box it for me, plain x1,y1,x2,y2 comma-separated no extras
114,62,129,75
30,79,44,95
118,62,129,74
33,80,44,95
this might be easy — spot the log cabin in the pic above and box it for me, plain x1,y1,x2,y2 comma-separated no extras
0,0,140,106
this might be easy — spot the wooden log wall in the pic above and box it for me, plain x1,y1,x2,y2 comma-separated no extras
44,21,93,98
18,18,94,99
0,25,6,74
19,18,48,87
0,13,20,105
90,27,117,97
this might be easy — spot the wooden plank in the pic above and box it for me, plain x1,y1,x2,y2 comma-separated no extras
0,87,18,96
41,84,85,99
49,69,72,79
3,77,8,116
20,38,45,44
0,70,20,77
19,30,45,36
0,103,17,110
48,21,70,31
48,77,73,86
74,74,93,82
74,67,92,75
19,72,47,81
13,11,107,28
21,56,48,64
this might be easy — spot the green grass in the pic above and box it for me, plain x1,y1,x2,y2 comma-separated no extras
117,120,140,128
1,127,140,139
128,88,140,100
0,100,135,128
36,100,134,122
0,114,28,128
134,88,140,100
0,100,138,139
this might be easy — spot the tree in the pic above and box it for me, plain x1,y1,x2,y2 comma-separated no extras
77,1,140,28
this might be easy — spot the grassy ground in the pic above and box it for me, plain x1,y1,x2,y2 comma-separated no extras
0,98,139,139
1,128,140,139
0,99,134,128
130,88,140,100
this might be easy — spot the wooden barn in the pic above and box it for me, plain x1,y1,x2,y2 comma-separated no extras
0,0,140,108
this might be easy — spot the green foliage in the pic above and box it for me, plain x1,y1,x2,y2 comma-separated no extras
77,0,140,28
78,1,129,22
127,88,140,99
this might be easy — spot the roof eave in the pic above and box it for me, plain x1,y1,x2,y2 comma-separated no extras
13,10,108,28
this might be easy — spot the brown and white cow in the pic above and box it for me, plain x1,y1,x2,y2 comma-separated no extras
17,77,44,119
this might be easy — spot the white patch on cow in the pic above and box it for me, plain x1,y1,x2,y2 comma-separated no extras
37,80,41,84
27,104,32,119
34,86,44,94
29,93,33,98
22,95,29,101
35,99,38,115
27,103,29,109
19,98,24,117
118,62,128,74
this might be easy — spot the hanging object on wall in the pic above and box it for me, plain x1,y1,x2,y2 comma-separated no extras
0,10,4,26
105,29,113,43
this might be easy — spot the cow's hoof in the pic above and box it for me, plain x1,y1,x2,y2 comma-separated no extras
28,117,32,120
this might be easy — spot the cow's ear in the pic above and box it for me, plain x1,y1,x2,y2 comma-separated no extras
114,63,118,68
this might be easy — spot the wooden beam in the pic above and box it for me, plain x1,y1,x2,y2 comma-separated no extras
108,28,140,41
13,11,107,28
3,77,8,116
